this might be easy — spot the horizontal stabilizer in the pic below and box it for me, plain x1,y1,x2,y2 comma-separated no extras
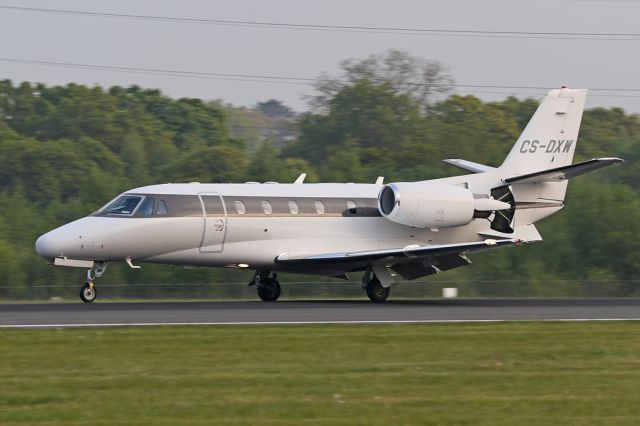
504,157,623,184
442,159,495,174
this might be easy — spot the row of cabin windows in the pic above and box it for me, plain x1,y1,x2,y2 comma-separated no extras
98,194,366,217
233,199,357,215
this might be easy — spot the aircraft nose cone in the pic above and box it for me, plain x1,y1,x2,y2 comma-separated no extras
35,232,57,259
35,217,110,260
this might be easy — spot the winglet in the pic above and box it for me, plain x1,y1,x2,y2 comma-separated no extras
294,173,306,184
375,176,384,185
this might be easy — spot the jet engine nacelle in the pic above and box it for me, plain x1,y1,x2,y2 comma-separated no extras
378,182,511,229
378,182,475,229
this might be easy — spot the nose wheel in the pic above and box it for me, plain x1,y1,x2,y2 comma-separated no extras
80,281,97,303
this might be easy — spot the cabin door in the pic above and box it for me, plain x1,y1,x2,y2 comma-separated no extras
198,193,227,253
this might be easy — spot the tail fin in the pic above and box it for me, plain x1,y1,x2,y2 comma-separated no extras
490,88,621,232
500,87,587,176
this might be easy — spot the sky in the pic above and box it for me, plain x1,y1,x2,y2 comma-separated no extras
1,0,639,112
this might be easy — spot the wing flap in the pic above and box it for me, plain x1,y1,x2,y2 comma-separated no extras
504,157,623,184
391,253,471,280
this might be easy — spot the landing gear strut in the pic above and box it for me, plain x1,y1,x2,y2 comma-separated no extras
80,262,107,303
251,270,281,302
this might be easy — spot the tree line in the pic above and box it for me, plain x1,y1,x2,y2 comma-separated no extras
1,50,638,298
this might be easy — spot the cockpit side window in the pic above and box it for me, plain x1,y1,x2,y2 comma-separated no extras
157,200,168,215
105,196,142,215
137,197,155,216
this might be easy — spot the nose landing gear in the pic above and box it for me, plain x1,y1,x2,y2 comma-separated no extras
80,262,107,303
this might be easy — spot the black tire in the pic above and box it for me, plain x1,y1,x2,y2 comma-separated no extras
80,282,97,303
257,279,281,302
366,278,390,303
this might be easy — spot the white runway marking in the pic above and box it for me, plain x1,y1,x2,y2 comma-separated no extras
1,318,640,328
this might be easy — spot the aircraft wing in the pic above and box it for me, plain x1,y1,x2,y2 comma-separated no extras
504,157,623,184
275,238,523,266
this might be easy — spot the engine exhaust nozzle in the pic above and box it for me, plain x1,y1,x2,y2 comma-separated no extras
473,198,512,212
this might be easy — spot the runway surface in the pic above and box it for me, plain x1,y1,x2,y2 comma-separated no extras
1,298,639,327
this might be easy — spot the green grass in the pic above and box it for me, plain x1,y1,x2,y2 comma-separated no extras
1,323,640,425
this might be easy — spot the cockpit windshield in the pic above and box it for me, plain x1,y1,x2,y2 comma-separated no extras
104,196,142,215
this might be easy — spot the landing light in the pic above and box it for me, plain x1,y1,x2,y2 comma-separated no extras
237,263,250,268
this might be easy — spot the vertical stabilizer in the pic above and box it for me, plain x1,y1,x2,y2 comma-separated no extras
500,88,587,176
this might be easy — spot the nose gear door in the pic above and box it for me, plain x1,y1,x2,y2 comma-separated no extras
198,193,227,253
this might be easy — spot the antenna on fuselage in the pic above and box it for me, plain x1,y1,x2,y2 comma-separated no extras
294,173,306,184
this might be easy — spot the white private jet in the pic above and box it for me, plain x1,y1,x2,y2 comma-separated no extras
36,87,622,303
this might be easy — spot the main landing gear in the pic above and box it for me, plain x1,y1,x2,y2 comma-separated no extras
366,277,390,303
362,267,392,303
250,270,281,302
80,262,108,303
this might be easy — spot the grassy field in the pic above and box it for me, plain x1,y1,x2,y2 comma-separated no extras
1,323,640,425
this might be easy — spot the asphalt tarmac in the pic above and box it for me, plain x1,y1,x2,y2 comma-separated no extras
1,298,639,327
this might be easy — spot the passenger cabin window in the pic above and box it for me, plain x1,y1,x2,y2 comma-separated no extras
347,200,357,215
262,200,273,215
235,200,246,215
106,196,142,215
315,200,325,215
288,200,299,215
138,197,155,216
157,200,168,215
